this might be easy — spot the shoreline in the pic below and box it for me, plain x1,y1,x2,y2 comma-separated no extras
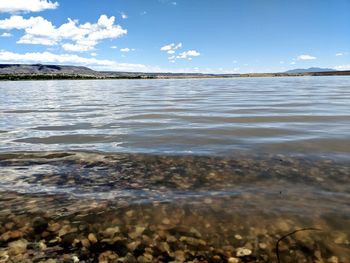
1,70,350,81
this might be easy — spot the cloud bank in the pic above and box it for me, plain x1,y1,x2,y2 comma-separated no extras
0,50,149,71
0,0,59,13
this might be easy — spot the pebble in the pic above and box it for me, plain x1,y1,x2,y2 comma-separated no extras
81,238,91,248
101,227,119,239
236,247,252,257
174,250,186,262
234,234,242,240
8,239,28,255
258,243,267,250
328,256,339,263
47,223,61,232
88,233,98,244
98,250,118,263
227,257,239,263
162,218,171,225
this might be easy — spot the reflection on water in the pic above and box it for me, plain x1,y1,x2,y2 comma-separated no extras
0,77,349,155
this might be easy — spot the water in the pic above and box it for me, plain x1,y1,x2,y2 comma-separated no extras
1,77,349,155
0,77,349,262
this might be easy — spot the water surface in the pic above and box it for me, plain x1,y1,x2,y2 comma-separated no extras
1,77,349,156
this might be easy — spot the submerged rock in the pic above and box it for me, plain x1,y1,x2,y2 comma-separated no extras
33,217,48,233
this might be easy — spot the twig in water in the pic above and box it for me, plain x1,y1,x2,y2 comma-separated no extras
275,227,321,263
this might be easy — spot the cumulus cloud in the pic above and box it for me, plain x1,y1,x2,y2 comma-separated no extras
177,50,200,59
160,42,199,62
0,0,59,13
0,50,149,71
1,32,12,37
110,45,118,49
296,54,316,60
0,15,127,52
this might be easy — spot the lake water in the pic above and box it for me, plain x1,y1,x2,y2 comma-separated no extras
0,77,349,262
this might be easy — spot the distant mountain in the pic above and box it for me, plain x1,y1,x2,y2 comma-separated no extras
0,64,349,80
0,64,97,75
285,67,336,73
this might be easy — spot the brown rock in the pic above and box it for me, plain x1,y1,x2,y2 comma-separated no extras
8,239,28,255
88,233,98,244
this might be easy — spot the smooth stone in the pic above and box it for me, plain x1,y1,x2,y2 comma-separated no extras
227,257,239,263
98,250,118,263
162,218,171,225
174,250,186,262
236,247,252,257
102,227,120,238
179,236,206,246
328,256,339,263
0,230,23,242
88,233,98,244
8,239,28,255
47,223,61,232
258,243,267,249
81,238,91,248
234,234,242,240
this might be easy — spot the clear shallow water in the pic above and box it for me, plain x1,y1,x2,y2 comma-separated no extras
0,77,349,156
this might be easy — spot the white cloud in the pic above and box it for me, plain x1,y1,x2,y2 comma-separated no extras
177,50,200,59
110,45,118,49
296,54,316,60
0,50,149,71
160,42,182,52
232,60,238,64
160,42,199,62
0,0,58,13
290,61,296,65
336,53,344,56
334,65,350,71
120,48,135,52
160,43,174,51
121,12,128,20
0,15,127,52
1,32,12,37
90,52,97,57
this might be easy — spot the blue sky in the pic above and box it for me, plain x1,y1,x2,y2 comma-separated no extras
0,0,349,73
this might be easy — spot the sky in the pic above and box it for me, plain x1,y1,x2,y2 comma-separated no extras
0,0,349,73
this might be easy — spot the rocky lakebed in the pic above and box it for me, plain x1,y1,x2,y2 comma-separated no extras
0,152,349,263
